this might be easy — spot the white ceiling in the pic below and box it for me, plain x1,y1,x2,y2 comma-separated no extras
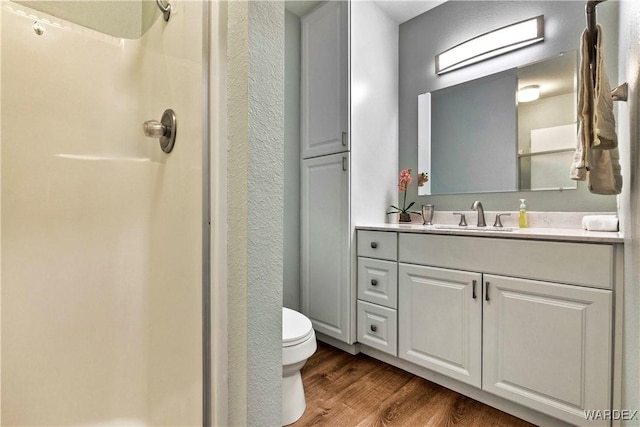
285,0,446,23
285,1,324,18
371,0,447,24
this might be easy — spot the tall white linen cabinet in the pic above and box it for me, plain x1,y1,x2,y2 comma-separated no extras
301,0,399,345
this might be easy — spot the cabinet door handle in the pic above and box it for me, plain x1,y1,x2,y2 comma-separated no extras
370,242,378,249
342,131,347,146
371,279,378,286
485,281,490,301
342,156,347,171
370,324,377,332
472,280,477,299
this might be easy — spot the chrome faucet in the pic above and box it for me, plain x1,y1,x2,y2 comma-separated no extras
470,201,486,227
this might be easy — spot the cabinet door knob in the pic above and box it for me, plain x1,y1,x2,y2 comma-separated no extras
472,280,477,299
370,324,377,332
371,279,378,286
485,281,490,301
370,242,378,249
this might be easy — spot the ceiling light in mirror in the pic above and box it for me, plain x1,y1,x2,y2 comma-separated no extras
518,85,541,103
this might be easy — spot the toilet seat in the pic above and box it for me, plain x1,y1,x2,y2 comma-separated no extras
282,307,313,347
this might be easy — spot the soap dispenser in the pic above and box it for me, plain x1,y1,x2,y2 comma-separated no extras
519,199,528,228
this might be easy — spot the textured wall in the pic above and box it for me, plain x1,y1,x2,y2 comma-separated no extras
246,1,284,424
399,0,619,212
227,2,249,423
0,4,3,423
227,1,284,425
617,0,640,421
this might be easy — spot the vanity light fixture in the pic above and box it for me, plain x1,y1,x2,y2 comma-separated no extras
518,85,541,103
436,15,545,75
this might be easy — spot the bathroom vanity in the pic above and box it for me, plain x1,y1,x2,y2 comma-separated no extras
355,224,623,427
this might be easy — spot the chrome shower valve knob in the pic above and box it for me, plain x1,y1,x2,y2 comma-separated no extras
143,120,167,138
143,109,176,153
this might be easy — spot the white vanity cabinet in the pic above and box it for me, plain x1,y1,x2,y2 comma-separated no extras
397,232,614,426
300,1,399,347
300,0,351,343
301,152,350,342
356,231,398,355
355,228,621,426
301,0,348,159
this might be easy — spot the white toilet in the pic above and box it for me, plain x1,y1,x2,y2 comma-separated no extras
282,307,317,426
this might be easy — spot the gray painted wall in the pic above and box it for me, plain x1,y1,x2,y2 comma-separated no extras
399,0,619,212
284,10,301,311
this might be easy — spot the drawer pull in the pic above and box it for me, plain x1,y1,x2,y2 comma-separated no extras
370,324,377,332
485,281,490,301
370,242,378,249
472,280,477,299
371,279,378,286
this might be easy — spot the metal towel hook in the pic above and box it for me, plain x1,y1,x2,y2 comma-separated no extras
156,0,171,21
585,0,628,102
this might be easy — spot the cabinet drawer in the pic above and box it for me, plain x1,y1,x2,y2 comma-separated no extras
358,257,398,309
357,230,397,261
357,300,397,356
399,233,614,289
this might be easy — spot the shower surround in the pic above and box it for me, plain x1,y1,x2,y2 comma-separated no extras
1,2,204,425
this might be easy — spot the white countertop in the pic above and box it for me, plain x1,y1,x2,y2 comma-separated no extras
356,223,623,243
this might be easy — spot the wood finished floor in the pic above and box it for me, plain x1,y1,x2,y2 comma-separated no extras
293,341,536,427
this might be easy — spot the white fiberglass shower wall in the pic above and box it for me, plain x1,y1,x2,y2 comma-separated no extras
1,1,205,425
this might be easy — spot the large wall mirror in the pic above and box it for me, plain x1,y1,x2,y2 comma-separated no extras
418,51,578,196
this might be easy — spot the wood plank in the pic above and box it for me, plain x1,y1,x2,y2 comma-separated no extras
293,342,535,427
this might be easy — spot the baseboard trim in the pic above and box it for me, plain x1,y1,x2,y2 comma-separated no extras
316,332,361,355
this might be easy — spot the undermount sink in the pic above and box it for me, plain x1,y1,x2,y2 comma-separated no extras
432,225,517,232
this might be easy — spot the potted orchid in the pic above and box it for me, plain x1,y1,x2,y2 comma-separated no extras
387,169,429,223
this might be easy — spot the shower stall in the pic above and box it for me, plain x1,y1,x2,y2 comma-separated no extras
1,1,211,425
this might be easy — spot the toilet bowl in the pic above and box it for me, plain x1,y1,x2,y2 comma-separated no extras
282,307,317,426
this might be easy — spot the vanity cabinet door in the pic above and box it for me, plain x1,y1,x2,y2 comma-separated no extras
301,152,351,343
482,274,612,426
398,264,482,388
301,0,349,159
